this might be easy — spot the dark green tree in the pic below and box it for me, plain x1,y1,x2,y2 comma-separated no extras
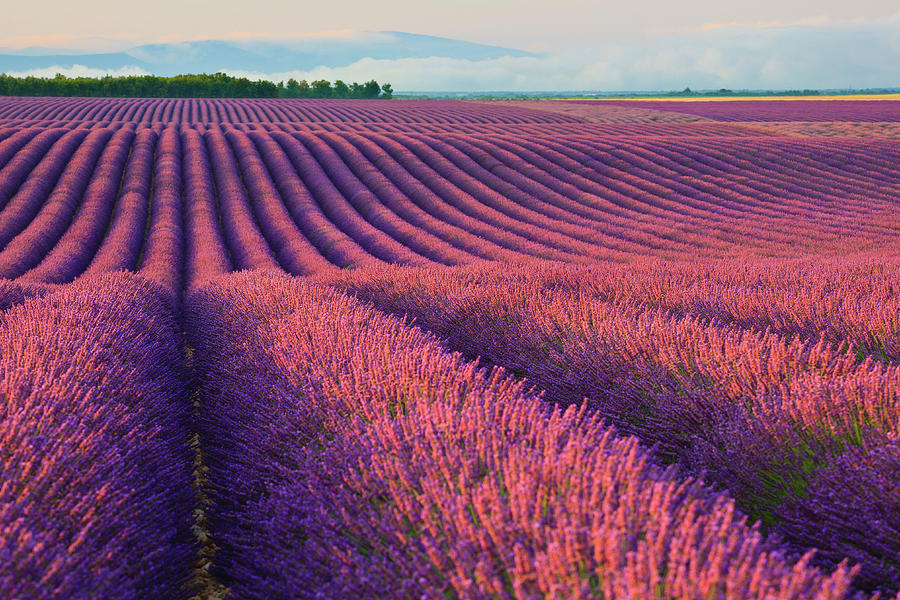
362,80,381,98
0,72,392,99
310,79,333,98
332,79,350,98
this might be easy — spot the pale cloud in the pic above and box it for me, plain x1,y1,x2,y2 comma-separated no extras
699,21,785,32
2,65,150,78
697,16,832,31
4,14,899,91
221,30,360,41
0,34,135,53
151,29,366,45
221,16,900,91
0,29,370,52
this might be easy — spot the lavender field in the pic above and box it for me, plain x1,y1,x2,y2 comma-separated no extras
1,96,899,599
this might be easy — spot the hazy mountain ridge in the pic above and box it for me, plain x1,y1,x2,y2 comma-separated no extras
0,32,534,76
2,19,896,91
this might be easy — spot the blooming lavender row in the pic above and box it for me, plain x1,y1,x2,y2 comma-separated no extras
389,133,632,260
454,133,804,252
295,131,473,265
182,128,232,289
317,132,500,263
619,138,898,231
383,133,602,261
18,129,134,284
0,126,18,144
220,127,337,275
0,129,107,269
557,133,894,221
346,258,899,363
186,271,861,599
0,272,195,599
246,129,379,269
586,99,900,122
435,133,689,255
0,127,42,171
204,127,281,272
82,128,157,275
0,128,65,200
0,97,580,124
137,127,184,297
0,276,50,309
323,260,900,593
354,133,584,263
354,132,899,258
759,122,900,138
274,131,430,265
499,258,900,363
428,131,737,255
2,120,786,136
0,128,86,244
0,124,895,285
246,120,774,136
500,134,900,251
335,133,567,262
0,127,117,279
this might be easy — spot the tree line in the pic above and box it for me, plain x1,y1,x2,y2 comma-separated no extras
0,72,393,99
665,87,824,97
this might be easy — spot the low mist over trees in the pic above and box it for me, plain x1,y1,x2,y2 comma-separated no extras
0,72,393,98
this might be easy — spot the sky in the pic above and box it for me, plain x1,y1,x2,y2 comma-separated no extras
2,1,899,90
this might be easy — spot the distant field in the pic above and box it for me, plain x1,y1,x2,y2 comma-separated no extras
1,96,899,600
573,99,900,122
566,93,900,101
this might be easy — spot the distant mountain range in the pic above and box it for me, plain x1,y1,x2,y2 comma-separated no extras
0,31,535,76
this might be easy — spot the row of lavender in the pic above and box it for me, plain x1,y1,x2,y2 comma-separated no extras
5,97,899,124
321,259,900,594
0,273,195,598
1,95,898,598
0,97,579,124
3,260,898,598
185,270,866,599
0,119,777,136
6,266,888,599
0,126,897,290
586,99,900,122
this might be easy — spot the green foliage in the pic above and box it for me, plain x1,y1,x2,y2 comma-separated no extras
0,72,394,99
0,72,279,98
332,79,350,98
277,78,388,99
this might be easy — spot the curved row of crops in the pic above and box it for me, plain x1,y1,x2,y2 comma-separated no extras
586,99,900,122
323,258,900,592
1,97,899,599
0,119,779,136
0,97,580,124
184,270,864,599
0,273,194,599
0,124,897,292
